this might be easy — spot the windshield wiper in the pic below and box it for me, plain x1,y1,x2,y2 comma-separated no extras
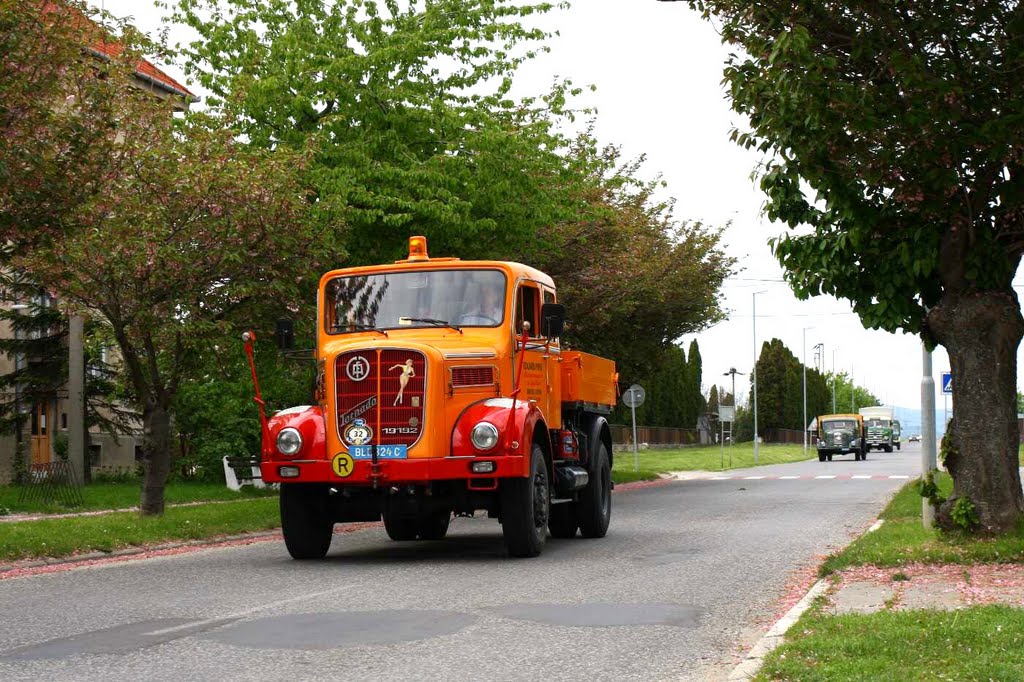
332,323,388,336
399,317,463,333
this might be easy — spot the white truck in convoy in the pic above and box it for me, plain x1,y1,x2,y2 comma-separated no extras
858,406,900,452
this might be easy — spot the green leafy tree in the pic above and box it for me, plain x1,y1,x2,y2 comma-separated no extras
173,330,316,482
680,1,1024,532
168,0,580,265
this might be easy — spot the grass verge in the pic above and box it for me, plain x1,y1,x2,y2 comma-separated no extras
758,472,1024,680
756,604,1024,681
820,473,1024,575
0,497,281,563
0,480,276,515
611,443,812,483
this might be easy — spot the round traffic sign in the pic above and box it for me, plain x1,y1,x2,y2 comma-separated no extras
622,384,646,408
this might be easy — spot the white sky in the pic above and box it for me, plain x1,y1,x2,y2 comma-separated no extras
88,0,1021,412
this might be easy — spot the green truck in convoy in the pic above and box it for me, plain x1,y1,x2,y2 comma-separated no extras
858,406,900,452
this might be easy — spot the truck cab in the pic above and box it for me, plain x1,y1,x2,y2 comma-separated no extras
248,237,617,559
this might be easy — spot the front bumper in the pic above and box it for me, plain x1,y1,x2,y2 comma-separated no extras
818,447,857,455
261,454,526,486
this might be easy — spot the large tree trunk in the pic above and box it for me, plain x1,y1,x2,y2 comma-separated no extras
928,289,1024,533
139,400,172,516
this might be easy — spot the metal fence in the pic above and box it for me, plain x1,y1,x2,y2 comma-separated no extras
610,424,701,447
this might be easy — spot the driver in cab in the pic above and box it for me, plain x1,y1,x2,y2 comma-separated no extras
459,280,503,326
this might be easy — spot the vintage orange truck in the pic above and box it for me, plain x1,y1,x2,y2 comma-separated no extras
244,236,618,559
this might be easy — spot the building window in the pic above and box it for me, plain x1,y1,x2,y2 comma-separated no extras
88,444,101,466
62,412,67,429
134,445,144,462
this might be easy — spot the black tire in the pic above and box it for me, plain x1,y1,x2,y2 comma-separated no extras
501,443,550,557
827,455,833,461
383,511,419,541
280,483,333,560
818,452,826,462
885,445,893,453
896,443,901,451
417,510,451,540
548,502,578,538
577,441,611,538
862,449,868,460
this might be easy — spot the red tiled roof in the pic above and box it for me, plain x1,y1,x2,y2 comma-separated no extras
91,40,197,101
42,1,197,101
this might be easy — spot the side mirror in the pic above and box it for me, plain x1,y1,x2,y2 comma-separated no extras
276,317,294,350
540,303,566,339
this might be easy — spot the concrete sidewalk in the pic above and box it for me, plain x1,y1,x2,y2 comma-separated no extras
830,562,1024,614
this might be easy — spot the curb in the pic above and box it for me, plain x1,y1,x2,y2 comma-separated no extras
726,578,830,681
0,530,283,578
724,517,884,680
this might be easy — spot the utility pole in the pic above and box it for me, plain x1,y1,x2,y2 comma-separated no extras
802,327,813,458
921,344,937,527
67,314,85,487
752,290,767,464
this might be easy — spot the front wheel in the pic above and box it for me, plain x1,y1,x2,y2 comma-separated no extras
501,443,549,558
280,484,333,560
577,442,611,538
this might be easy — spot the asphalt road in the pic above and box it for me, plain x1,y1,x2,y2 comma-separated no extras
0,445,924,682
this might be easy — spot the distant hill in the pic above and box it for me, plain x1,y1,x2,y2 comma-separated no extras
892,406,949,439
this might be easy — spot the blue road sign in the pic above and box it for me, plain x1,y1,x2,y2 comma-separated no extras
941,372,953,395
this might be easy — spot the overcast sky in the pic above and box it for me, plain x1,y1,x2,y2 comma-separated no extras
88,0,1015,414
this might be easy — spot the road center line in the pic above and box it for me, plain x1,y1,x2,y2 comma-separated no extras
144,584,362,636
743,476,765,480
778,475,800,480
888,475,910,479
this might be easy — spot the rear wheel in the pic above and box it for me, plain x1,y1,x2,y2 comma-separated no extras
818,452,826,462
417,510,451,540
501,443,549,557
577,442,611,538
383,511,419,541
827,455,833,461
548,502,578,538
280,484,333,560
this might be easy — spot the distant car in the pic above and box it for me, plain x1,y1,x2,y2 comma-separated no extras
908,434,921,442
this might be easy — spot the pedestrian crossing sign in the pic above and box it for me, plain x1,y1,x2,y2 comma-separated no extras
941,372,953,395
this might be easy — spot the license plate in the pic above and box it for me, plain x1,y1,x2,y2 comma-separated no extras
349,445,408,459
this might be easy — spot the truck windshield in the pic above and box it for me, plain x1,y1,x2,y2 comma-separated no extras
822,420,856,432
866,419,889,428
325,269,507,333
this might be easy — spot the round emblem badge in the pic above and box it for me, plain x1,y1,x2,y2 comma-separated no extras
346,355,371,382
344,419,373,446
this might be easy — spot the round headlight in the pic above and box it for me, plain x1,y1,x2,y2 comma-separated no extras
276,427,303,456
471,422,499,451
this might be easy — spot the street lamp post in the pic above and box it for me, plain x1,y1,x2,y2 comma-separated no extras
752,290,768,464
803,327,814,457
832,347,840,413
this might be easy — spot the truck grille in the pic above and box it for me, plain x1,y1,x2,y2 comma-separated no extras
335,349,426,448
